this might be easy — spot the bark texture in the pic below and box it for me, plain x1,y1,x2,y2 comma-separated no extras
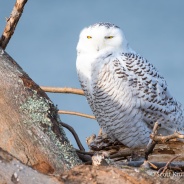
0,148,63,184
60,165,183,184
0,48,81,175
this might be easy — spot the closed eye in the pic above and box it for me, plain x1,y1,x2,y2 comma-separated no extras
105,36,114,39
87,36,92,39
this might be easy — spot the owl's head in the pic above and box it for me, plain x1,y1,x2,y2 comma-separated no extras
77,23,132,55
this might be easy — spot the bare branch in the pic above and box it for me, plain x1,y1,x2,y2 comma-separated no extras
151,131,184,143
147,161,158,169
60,121,85,151
145,122,160,160
40,86,84,95
158,155,180,174
152,121,160,135
58,110,96,120
109,149,132,159
76,152,92,162
0,0,28,50
75,149,94,156
75,149,93,162
41,87,94,119
120,160,184,171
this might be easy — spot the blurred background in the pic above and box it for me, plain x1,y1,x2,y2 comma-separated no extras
0,0,184,150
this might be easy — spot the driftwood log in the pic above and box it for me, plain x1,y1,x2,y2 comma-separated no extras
0,47,81,175
0,147,63,184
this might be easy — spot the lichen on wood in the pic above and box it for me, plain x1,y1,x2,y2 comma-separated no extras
0,47,81,175
20,90,81,169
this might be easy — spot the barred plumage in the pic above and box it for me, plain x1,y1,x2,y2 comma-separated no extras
76,23,184,148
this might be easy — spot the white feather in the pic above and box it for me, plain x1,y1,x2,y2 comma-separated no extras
76,23,184,148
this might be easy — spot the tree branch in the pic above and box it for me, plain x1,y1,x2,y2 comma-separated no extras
40,86,84,95
58,110,95,120
0,0,28,50
60,121,85,151
120,160,184,171
75,149,93,162
157,155,180,174
151,131,184,143
75,149,94,156
109,149,132,159
145,122,160,160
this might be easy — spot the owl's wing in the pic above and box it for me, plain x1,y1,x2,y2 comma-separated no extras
93,52,181,128
90,52,183,147
114,53,182,125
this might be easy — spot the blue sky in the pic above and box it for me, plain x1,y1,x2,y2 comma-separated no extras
0,1,184,149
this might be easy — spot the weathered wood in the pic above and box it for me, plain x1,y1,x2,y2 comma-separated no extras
2,146,183,184
149,141,184,162
0,0,28,50
0,48,81,175
86,131,184,164
0,148,63,184
60,165,182,184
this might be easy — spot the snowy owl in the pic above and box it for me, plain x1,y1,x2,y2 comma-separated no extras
76,22,184,148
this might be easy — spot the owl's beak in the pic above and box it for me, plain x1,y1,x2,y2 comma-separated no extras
96,41,106,52
96,43,103,52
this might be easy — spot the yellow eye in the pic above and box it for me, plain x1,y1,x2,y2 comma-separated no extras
105,36,114,39
87,36,92,39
